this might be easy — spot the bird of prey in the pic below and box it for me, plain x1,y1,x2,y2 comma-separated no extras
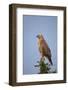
37,34,53,65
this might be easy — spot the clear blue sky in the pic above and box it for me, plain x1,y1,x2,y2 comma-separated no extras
23,15,57,74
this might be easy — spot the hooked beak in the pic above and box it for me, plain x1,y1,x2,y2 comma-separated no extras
36,35,39,38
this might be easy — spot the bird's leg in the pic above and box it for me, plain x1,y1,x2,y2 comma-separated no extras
40,57,43,61
40,56,45,61
43,56,45,61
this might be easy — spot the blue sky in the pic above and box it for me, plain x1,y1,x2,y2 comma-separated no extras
23,15,57,74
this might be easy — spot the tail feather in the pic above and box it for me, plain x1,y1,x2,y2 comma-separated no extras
49,58,53,65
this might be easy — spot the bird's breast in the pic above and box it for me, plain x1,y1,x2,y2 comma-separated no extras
38,40,42,48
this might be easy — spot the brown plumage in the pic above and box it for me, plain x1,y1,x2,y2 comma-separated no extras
37,34,53,65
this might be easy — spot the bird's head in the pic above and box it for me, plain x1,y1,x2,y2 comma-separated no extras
36,34,43,39
36,35,40,39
